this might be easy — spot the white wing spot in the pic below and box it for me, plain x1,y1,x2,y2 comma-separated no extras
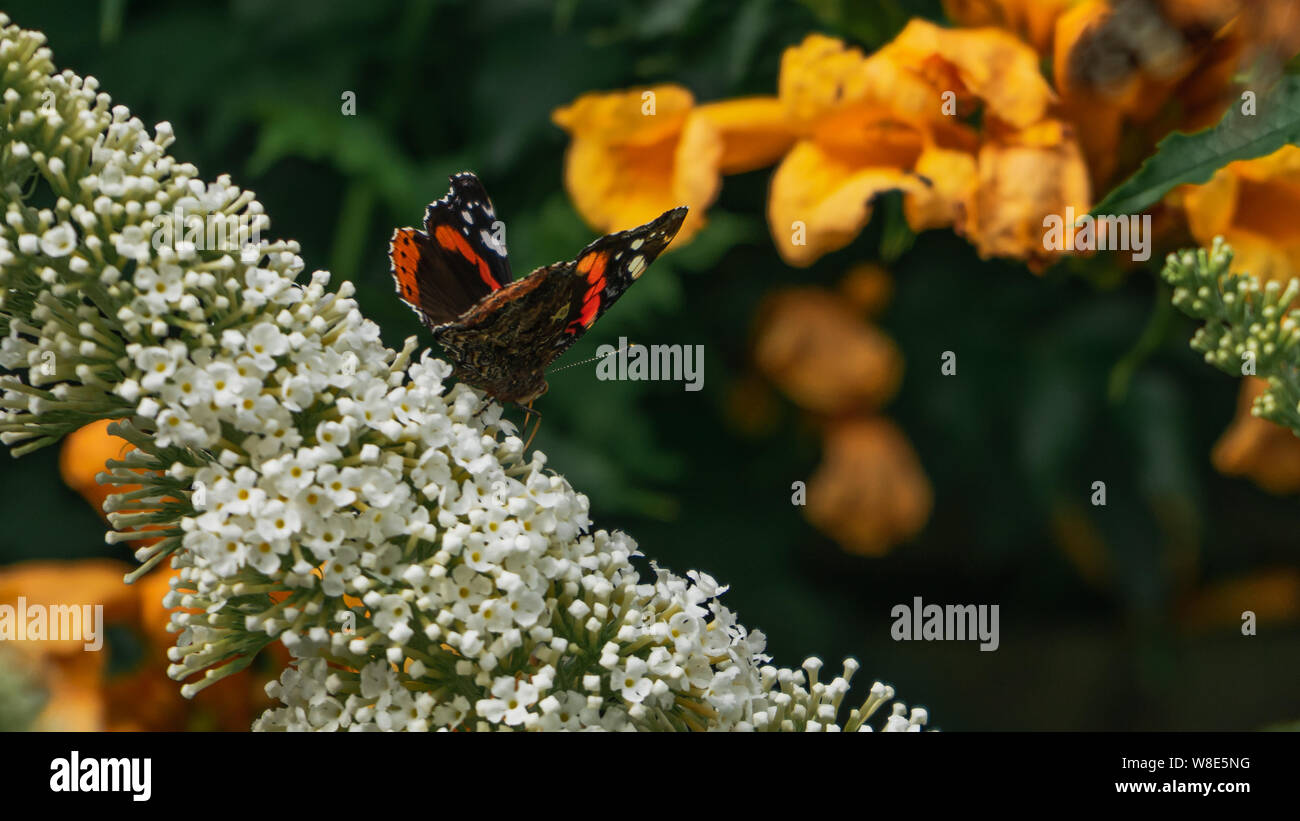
461,210,473,223
630,238,644,250
627,255,646,279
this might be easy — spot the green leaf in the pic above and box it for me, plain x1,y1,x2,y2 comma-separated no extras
1090,75,1300,217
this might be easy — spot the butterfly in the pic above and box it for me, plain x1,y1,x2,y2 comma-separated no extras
390,172,687,405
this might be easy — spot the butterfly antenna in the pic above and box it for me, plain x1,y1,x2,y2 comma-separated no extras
547,341,638,374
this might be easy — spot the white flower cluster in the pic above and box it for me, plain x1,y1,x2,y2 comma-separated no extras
0,15,928,731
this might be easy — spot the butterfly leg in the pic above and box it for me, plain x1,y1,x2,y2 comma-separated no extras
522,400,543,452
518,401,543,420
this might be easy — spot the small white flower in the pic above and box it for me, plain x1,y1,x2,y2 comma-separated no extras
114,224,151,262
39,224,76,257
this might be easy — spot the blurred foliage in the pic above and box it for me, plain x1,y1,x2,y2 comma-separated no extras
2,0,1298,730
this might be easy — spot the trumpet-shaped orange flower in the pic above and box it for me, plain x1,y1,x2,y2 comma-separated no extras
552,86,794,243
1212,377,1300,495
1176,145,1300,285
769,26,1084,268
769,33,939,266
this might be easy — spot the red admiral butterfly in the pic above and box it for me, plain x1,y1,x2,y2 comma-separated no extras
390,172,687,405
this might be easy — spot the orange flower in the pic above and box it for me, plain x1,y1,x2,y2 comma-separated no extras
749,275,931,556
752,286,902,416
768,32,947,266
881,19,1055,130
552,86,794,242
769,26,1086,268
970,118,1091,270
1052,0,1300,188
59,418,136,514
61,419,170,547
1176,144,1300,285
805,418,932,556
0,560,135,730
947,2,1300,191
1212,377,1300,495
0,559,281,731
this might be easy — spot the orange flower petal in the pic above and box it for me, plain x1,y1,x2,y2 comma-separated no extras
768,140,934,267
695,97,796,175
907,145,978,232
882,19,1056,130
778,34,946,130
1178,569,1300,632
552,84,694,144
553,85,716,241
1180,171,1237,241
60,419,136,514
968,119,1091,269
1181,145,1300,283
1054,1,1157,106
1212,377,1300,494
942,0,1073,54
778,34,875,125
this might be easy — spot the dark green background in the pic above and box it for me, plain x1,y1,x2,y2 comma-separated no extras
3,0,1297,730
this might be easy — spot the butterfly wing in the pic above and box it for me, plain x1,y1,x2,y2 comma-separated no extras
428,206,687,403
389,172,512,327
549,205,688,357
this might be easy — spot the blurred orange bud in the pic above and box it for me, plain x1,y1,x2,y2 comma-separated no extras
840,263,894,318
805,417,932,555
753,287,902,416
